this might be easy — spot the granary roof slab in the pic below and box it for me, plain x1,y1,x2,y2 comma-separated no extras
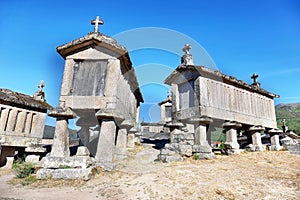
56,32,127,59
164,64,280,99
0,88,52,112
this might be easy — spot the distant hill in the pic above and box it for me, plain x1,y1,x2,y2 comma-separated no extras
275,102,300,135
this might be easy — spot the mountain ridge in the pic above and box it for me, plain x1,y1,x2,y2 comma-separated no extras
275,102,300,134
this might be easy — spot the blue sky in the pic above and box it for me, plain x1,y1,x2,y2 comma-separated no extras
0,0,299,126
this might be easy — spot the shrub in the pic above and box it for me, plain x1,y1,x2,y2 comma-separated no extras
12,160,35,178
22,174,37,186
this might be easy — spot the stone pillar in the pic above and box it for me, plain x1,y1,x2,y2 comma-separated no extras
222,121,242,154
127,125,139,148
249,126,265,151
95,109,124,170
136,105,140,124
127,133,135,149
48,102,77,157
115,120,134,160
268,129,283,151
189,117,215,159
75,110,100,156
115,128,127,160
51,118,70,157
160,104,166,123
95,119,116,170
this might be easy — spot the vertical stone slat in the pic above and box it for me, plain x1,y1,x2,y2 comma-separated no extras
30,113,46,138
6,109,18,133
15,110,26,135
172,84,179,112
61,59,75,96
199,77,207,107
24,112,33,136
0,107,10,132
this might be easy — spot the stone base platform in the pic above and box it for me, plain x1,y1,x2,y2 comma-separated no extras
40,156,96,169
36,168,95,181
269,145,283,151
192,145,215,159
37,151,98,180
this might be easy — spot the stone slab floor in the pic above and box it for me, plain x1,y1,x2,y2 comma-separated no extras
0,144,299,200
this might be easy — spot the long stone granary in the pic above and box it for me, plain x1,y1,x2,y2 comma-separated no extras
0,84,52,168
165,65,279,128
55,16,143,169
161,44,280,159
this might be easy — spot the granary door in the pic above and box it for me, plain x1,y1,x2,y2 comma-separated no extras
71,60,108,96
178,80,194,109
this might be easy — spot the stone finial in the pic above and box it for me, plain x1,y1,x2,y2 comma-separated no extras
183,44,192,55
282,119,286,126
181,44,194,65
91,16,104,33
33,80,45,102
282,119,288,133
251,73,261,88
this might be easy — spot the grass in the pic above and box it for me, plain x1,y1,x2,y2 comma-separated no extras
12,157,37,185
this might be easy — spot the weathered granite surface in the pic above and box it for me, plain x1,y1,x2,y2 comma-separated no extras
40,156,96,169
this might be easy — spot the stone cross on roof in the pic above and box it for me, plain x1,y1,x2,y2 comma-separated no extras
91,16,104,33
181,44,194,65
251,73,259,83
250,73,261,88
38,80,45,92
182,44,192,55
33,80,45,102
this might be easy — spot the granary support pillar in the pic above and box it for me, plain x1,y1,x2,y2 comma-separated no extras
222,121,242,154
249,125,265,151
95,109,124,170
267,128,283,151
189,116,215,159
115,120,134,160
127,126,140,148
48,101,77,157
96,119,117,169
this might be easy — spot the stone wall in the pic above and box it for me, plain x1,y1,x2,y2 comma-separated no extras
0,104,46,138
196,77,277,128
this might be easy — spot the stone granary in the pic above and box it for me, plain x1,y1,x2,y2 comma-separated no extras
52,16,143,170
140,91,172,134
158,44,281,162
0,82,52,168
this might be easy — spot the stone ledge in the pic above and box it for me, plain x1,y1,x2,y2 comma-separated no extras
192,145,213,153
